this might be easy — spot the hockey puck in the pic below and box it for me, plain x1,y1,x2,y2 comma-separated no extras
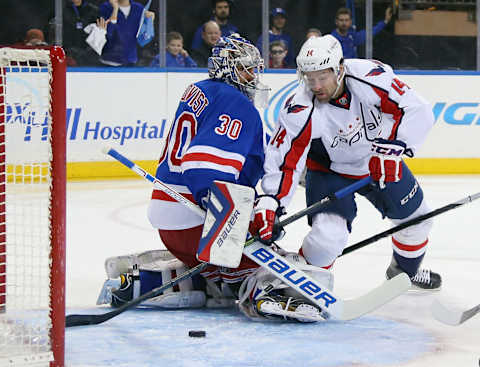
188,330,206,338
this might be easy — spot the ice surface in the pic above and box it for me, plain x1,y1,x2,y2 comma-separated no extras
66,176,480,366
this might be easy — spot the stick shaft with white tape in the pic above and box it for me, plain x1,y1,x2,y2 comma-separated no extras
102,147,205,218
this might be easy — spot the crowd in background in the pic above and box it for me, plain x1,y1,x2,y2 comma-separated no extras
0,0,476,69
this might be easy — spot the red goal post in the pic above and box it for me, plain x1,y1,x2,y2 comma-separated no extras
0,46,66,367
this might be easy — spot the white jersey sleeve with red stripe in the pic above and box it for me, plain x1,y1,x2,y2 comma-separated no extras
345,59,434,156
261,83,315,208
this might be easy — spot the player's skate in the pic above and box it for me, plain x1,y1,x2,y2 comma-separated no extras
104,249,176,279
386,257,442,291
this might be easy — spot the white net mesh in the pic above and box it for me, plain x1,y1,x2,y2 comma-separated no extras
0,48,54,366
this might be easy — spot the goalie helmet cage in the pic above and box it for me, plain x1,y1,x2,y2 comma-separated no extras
0,47,66,366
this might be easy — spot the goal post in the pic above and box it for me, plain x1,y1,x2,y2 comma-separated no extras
0,46,66,367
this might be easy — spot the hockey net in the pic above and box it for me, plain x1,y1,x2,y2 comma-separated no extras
0,47,66,367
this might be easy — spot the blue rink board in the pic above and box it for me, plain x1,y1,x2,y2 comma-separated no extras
66,308,433,367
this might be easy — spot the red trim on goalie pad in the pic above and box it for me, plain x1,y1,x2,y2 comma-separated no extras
171,269,179,292
392,237,428,252
158,226,258,283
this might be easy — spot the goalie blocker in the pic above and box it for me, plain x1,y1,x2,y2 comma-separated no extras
197,181,255,268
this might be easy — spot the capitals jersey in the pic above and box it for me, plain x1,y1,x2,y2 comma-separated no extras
262,58,434,208
148,79,265,230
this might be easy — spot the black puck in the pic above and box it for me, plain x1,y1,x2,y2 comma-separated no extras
188,330,206,338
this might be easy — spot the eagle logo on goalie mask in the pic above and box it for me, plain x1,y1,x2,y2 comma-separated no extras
208,34,269,106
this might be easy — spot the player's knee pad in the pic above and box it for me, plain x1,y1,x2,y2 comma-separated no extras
391,199,433,245
301,212,348,267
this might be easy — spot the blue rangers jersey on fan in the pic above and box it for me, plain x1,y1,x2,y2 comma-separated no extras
148,79,265,230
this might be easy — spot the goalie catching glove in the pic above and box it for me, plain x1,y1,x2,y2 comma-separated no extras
249,195,285,245
369,138,408,189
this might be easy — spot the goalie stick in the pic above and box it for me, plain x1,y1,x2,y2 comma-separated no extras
431,299,480,326
65,148,408,327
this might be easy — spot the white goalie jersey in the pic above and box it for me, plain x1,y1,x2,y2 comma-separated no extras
262,58,435,208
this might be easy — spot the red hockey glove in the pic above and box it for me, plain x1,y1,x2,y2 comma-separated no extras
368,138,407,189
249,195,285,245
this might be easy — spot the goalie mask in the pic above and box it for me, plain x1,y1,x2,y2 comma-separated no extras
296,35,345,97
208,33,269,107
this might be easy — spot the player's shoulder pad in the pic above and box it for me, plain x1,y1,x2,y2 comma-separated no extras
344,59,395,90
280,81,314,118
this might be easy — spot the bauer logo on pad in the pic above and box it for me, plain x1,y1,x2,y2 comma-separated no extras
197,181,254,268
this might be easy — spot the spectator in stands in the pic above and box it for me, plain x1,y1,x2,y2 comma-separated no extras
150,31,197,68
62,0,102,66
191,0,238,51
190,21,221,67
305,27,322,40
269,40,288,69
24,29,48,46
331,6,392,59
99,0,155,66
256,7,293,67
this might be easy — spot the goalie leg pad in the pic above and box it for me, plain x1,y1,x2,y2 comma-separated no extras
97,254,209,308
104,249,176,279
97,270,208,309
143,290,206,308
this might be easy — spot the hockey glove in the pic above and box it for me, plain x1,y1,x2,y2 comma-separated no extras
249,195,285,245
369,138,407,189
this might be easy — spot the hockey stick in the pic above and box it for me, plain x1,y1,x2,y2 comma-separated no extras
431,299,480,326
340,191,480,257
65,149,395,326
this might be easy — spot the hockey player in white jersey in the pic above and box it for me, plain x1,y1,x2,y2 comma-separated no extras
250,34,442,292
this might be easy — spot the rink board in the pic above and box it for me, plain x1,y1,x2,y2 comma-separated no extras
5,67,480,178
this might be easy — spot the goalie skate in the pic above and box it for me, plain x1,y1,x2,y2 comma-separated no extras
255,295,325,322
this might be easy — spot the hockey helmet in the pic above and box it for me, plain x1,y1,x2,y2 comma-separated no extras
296,34,345,86
208,33,269,106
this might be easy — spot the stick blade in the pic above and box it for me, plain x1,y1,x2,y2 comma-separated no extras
66,309,118,327
66,314,105,327
340,273,411,321
431,299,480,326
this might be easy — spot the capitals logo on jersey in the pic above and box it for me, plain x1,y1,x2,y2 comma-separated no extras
365,66,386,77
284,94,308,114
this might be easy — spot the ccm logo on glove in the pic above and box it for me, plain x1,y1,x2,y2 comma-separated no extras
369,138,407,189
